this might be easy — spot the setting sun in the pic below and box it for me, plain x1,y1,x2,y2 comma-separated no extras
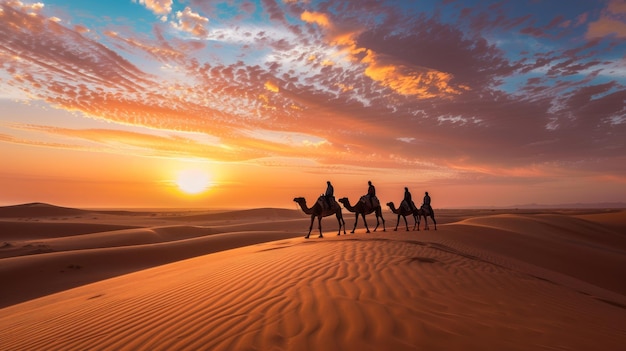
175,169,212,194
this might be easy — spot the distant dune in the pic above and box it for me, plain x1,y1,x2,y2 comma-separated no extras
0,202,90,217
1,204,624,350
501,202,626,209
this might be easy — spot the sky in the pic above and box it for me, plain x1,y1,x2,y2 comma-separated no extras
1,0,625,209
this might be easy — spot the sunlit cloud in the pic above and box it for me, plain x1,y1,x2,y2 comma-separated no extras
5,123,264,161
299,9,464,99
362,51,466,98
0,131,87,150
264,81,279,92
73,24,89,33
135,0,173,16
300,11,330,27
172,6,209,39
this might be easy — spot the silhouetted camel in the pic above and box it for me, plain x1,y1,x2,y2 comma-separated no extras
386,202,419,231
418,205,437,230
294,197,346,238
338,197,386,233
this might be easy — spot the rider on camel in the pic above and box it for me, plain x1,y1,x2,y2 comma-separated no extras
423,191,432,214
404,187,416,211
366,181,376,209
324,181,334,208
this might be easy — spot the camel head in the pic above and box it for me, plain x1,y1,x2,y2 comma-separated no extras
293,197,305,203
386,202,395,208
338,197,349,204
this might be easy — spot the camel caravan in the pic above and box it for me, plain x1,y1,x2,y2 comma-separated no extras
294,181,436,239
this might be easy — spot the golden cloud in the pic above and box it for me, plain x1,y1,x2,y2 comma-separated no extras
304,20,463,99
264,81,279,92
363,50,464,98
301,11,330,27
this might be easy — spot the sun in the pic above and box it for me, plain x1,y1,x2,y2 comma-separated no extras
175,169,212,194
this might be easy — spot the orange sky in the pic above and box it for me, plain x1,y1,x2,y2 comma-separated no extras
1,1,625,209
2,126,622,209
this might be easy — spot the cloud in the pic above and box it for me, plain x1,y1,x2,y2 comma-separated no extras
609,0,626,13
587,18,626,39
171,7,210,39
135,0,173,16
264,81,279,92
0,131,87,151
4,124,263,161
586,0,626,39
299,9,467,99
361,50,467,98
300,10,329,27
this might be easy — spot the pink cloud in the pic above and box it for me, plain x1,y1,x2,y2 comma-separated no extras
587,18,626,39
586,0,626,39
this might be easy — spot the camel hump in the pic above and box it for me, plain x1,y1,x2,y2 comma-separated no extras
402,200,417,212
317,195,337,211
360,196,379,210
400,200,410,212
421,205,433,216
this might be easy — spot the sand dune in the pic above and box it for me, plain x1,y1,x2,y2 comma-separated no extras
0,204,311,307
1,204,625,350
441,213,626,295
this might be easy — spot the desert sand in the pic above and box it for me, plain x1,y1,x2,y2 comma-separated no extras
1,203,625,350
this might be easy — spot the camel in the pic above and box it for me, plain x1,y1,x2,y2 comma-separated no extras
419,205,437,230
338,197,386,233
386,201,419,231
293,197,346,238
387,202,438,231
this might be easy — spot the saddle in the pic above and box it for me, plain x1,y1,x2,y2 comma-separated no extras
401,200,416,212
359,195,379,209
318,195,336,211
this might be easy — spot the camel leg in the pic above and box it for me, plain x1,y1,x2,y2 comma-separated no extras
424,216,429,230
351,213,358,233
318,216,324,238
403,215,409,231
394,215,400,231
362,213,370,233
379,210,386,231
373,215,379,232
336,212,345,235
305,215,315,239
431,215,437,230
